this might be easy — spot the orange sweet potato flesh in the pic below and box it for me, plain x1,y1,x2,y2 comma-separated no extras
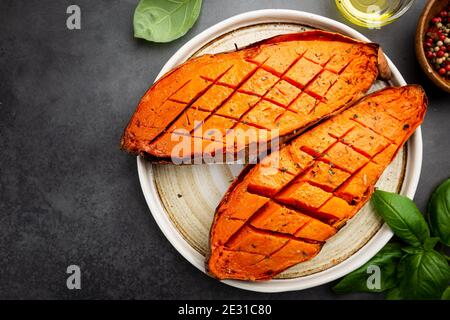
121,30,386,162
207,85,427,281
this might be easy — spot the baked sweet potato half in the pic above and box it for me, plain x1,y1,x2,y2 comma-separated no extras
121,30,389,162
207,85,427,281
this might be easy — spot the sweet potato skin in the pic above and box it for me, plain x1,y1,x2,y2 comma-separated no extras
121,30,386,162
207,85,427,281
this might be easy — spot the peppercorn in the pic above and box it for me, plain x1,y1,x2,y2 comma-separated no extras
424,5,450,79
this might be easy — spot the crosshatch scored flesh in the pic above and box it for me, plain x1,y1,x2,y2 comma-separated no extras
207,86,427,280
120,29,426,281
121,30,390,162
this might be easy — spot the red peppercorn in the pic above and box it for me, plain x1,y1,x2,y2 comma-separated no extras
424,8,450,79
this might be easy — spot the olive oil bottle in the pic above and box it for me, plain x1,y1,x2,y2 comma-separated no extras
335,0,415,28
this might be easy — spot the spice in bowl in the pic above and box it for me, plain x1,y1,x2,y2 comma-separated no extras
423,5,450,79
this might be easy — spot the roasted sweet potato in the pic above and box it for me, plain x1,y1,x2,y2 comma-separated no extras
207,85,427,281
121,30,388,162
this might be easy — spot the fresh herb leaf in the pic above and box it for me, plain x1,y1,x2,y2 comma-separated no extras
385,287,403,300
332,243,404,293
134,0,202,43
401,246,422,255
372,190,430,247
428,178,450,246
403,238,439,253
442,286,450,300
397,249,450,299
423,237,440,250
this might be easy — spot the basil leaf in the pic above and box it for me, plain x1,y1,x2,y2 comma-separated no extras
423,237,440,250
333,243,404,293
402,239,439,254
385,287,403,300
397,249,450,299
442,287,450,300
134,0,202,43
402,246,422,255
428,178,450,246
372,190,430,247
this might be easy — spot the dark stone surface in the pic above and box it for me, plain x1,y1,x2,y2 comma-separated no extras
0,0,448,299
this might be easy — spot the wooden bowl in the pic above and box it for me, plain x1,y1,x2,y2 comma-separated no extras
416,0,450,93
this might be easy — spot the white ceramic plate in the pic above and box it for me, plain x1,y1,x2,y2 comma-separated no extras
137,10,422,292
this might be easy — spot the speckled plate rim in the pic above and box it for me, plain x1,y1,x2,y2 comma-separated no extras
137,9,423,293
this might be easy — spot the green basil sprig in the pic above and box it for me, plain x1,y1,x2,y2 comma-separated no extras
372,190,430,246
333,243,403,294
442,286,450,300
333,179,450,300
428,178,450,246
397,249,450,299
134,0,202,43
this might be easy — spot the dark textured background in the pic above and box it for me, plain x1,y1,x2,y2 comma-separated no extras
0,0,448,299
